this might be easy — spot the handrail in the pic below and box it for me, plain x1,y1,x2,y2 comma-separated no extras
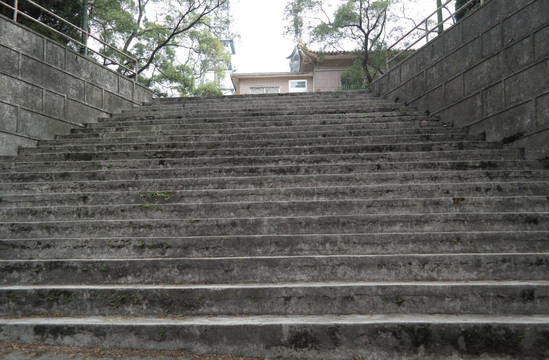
0,0,138,79
386,0,485,72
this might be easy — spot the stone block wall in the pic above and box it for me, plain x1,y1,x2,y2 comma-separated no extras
370,0,549,159
0,15,153,155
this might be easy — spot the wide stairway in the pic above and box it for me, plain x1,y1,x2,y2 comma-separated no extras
0,91,548,359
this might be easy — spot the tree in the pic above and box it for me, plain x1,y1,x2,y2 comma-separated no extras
284,0,390,85
2,0,232,96
455,0,481,21
1,0,82,45
88,0,232,96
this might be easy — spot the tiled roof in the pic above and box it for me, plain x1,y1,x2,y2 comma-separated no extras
297,38,351,55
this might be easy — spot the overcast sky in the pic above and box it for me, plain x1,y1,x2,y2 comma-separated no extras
229,0,454,74
230,0,295,73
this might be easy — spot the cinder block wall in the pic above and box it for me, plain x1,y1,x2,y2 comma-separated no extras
370,0,549,159
0,15,153,155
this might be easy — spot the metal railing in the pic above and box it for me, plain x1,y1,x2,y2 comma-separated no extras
386,0,485,71
0,0,138,79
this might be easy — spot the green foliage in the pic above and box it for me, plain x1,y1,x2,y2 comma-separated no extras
340,59,367,90
193,82,223,96
88,0,232,96
1,0,82,46
284,0,391,85
455,0,481,21
3,0,231,96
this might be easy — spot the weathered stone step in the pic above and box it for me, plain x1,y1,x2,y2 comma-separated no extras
11,141,503,162
1,252,548,285
44,127,465,147
0,149,527,172
1,160,542,184
2,181,546,208
112,107,408,124
2,170,546,194
129,101,400,115
3,231,548,260
148,93,382,102
57,124,454,142
2,281,548,317
2,314,547,359
74,118,439,135
2,197,547,222
98,110,424,126
20,134,486,156
146,94,385,105
1,212,547,240
151,89,374,104
118,104,405,119
146,93,385,108
91,112,426,130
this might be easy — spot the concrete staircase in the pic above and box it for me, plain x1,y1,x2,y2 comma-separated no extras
0,91,548,359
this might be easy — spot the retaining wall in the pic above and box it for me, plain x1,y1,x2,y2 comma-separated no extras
0,15,153,155
370,0,549,159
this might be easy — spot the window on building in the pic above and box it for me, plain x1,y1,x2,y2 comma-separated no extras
289,80,308,93
250,86,280,94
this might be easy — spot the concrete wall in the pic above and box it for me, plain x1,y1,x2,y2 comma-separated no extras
0,15,153,155
370,0,549,159
313,68,346,92
236,75,313,94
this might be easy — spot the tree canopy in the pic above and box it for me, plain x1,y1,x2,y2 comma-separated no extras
284,0,390,86
89,0,231,97
455,0,481,21
1,0,82,44
3,0,232,97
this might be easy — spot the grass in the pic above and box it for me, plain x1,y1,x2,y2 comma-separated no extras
146,153,164,159
141,192,173,200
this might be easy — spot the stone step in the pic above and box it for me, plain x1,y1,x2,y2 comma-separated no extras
0,152,531,174
112,107,408,124
151,89,375,103
56,123,455,142
19,134,486,156
2,160,542,184
130,100,400,114
2,196,547,222
146,91,381,103
2,314,547,359
1,212,547,240
2,281,548,317
98,110,423,126
73,118,440,135
1,170,546,194
1,252,548,285
10,142,504,162
0,148,528,171
2,181,546,208
91,112,426,130
118,104,406,118
3,231,548,260
146,92,385,108
44,127,466,146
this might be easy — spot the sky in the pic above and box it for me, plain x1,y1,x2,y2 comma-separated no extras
229,0,455,74
230,0,295,73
